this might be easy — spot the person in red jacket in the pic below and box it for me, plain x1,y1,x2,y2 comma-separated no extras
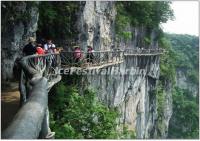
36,44,45,55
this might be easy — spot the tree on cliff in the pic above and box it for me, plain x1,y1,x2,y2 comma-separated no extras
115,1,174,41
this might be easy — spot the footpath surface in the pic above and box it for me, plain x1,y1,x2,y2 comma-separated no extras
1,82,20,131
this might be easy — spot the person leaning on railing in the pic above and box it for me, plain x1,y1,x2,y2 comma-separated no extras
36,43,45,55
43,38,58,68
73,46,82,63
86,45,94,63
44,38,56,54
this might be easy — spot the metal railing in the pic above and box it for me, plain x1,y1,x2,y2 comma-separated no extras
19,53,61,106
2,78,49,139
19,53,61,84
60,50,124,68
2,53,62,139
124,48,165,55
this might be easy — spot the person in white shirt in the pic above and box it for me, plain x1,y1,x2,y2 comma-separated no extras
44,39,56,54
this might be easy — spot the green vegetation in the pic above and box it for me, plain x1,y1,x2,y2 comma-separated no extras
157,34,199,138
115,1,174,40
159,36,177,84
38,2,79,40
153,83,166,137
165,34,199,84
168,87,199,139
49,80,136,139
153,43,175,136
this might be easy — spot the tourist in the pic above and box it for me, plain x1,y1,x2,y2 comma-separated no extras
36,43,45,55
87,45,94,63
44,39,56,54
73,46,82,63
23,37,37,56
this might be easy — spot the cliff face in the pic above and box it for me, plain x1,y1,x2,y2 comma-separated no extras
77,1,172,139
165,33,199,99
155,80,173,138
84,56,161,139
1,2,39,82
176,69,198,97
77,1,116,51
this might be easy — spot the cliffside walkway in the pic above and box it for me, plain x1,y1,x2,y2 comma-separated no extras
60,50,124,69
60,48,165,69
2,48,165,139
124,48,165,56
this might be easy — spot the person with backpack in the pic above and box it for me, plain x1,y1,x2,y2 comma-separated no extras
87,45,94,63
73,46,82,63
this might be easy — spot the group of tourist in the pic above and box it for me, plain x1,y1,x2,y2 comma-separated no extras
23,37,57,56
73,45,94,63
23,37,95,64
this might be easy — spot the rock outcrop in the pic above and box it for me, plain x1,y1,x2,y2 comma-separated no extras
77,1,116,51
82,55,160,138
176,69,198,97
1,1,39,82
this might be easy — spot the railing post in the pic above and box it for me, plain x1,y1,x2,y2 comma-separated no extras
2,78,49,139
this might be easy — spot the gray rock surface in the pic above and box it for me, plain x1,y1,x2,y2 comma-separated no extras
78,2,172,138
176,69,198,97
1,2,39,81
77,1,116,51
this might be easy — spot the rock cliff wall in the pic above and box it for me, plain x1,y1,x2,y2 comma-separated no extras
81,55,160,138
77,1,172,139
77,1,116,51
1,2,39,82
176,69,198,97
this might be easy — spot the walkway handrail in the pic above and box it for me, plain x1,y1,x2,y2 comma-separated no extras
19,53,61,116
20,53,60,60
2,78,49,139
19,53,61,83
3,53,62,139
124,48,165,55
60,50,124,68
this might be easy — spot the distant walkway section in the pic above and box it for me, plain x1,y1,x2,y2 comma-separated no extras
124,48,165,56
